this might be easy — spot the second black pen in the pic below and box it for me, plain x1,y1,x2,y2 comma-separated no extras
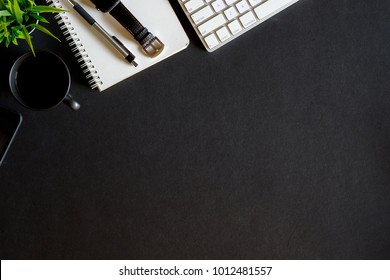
68,0,138,66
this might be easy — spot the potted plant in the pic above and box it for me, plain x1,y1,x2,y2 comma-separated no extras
0,0,67,56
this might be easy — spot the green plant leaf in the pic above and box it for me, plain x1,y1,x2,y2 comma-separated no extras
1,17,14,31
30,13,49,24
21,25,35,56
0,10,12,16
11,26,23,38
29,23,61,42
19,0,29,9
26,0,35,9
12,0,24,24
31,6,67,13
5,36,11,47
11,34,18,45
4,0,13,12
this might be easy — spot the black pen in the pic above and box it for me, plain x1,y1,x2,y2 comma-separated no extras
68,0,137,66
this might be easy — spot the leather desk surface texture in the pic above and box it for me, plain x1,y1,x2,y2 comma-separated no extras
1,0,390,259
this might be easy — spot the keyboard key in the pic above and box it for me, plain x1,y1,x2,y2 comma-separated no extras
254,0,292,19
248,0,263,6
185,0,204,13
225,0,238,5
236,0,250,13
204,33,220,49
198,14,227,36
216,26,231,42
224,6,238,20
192,6,214,24
228,19,242,35
239,11,257,28
212,0,226,13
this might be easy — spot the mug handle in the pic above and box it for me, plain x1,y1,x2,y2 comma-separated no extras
63,94,81,111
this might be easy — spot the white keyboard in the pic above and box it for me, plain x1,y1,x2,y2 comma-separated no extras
178,0,299,52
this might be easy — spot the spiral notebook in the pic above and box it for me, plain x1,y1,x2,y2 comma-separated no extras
47,0,189,92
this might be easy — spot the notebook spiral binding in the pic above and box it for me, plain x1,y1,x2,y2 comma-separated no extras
47,0,103,90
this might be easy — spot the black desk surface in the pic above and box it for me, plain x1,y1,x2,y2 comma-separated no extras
1,0,390,259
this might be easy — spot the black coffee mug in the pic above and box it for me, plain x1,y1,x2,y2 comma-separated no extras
9,50,80,111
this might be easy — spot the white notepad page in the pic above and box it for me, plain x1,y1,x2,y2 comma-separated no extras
49,0,189,92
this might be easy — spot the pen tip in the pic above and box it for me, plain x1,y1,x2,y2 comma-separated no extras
125,54,137,66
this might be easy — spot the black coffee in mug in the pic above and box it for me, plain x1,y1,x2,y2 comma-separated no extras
9,50,80,111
